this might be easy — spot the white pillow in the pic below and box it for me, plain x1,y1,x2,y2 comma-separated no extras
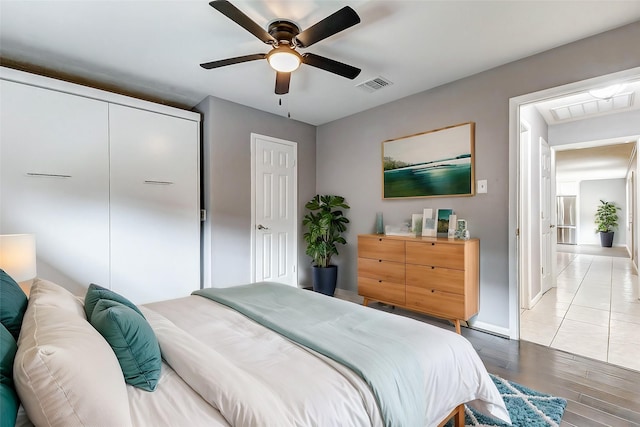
14,279,132,427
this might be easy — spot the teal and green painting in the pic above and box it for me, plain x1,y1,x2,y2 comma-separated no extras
383,154,471,198
382,123,474,198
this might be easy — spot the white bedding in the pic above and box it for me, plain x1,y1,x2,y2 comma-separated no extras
14,280,508,427
143,297,384,427
143,295,510,427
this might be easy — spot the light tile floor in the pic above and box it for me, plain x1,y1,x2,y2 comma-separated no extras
520,248,640,372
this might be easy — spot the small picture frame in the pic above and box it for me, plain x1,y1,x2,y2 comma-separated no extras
447,214,457,239
411,214,423,235
436,209,453,236
422,208,436,237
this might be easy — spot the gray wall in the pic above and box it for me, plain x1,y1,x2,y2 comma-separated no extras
195,96,316,288
316,22,640,330
579,179,626,246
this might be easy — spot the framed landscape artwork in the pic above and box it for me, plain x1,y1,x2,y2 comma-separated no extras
382,122,475,199
436,209,453,236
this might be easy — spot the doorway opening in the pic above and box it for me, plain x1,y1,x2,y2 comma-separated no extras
509,67,640,371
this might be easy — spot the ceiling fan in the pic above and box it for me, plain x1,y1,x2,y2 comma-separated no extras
200,0,362,95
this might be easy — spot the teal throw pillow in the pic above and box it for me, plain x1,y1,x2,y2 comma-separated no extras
0,269,28,340
0,324,19,427
90,299,161,391
0,324,17,386
84,283,144,320
0,384,19,427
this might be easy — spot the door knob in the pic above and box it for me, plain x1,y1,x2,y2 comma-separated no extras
257,224,270,230
550,224,556,228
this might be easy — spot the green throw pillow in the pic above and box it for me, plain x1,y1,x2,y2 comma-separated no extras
90,299,161,391
0,269,28,341
84,283,144,320
0,324,19,427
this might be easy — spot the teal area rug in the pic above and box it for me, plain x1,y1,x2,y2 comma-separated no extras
447,374,567,427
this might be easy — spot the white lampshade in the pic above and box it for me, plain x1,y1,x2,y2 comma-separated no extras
267,47,301,73
0,234,37,283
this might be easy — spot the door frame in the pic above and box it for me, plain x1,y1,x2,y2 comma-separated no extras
518,120,532,310
250,133,298,285
508,66,640,339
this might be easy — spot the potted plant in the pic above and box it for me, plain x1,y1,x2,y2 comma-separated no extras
302,194,350,296
595,199,620,248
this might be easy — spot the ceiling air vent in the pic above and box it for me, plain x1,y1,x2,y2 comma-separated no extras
357,76,393,93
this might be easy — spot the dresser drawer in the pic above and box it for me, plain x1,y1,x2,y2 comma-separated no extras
406,241,464,269
358,236,405,262
358,258,405,283
406,264,464,295
405,287,465,319
358,277,405,305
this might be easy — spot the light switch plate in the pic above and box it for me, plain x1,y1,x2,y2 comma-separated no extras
477,180,488,194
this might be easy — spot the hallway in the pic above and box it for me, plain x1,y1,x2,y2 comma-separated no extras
520,246,640,372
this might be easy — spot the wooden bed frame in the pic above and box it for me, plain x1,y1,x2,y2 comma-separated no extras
438,404,465,427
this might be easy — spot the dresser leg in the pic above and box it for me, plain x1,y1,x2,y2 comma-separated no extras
454,319,461,334
363,298,369,306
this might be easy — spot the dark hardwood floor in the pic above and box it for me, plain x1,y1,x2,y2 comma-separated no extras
366,302,640,427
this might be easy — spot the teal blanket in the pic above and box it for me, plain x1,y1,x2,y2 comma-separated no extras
193,282,425,427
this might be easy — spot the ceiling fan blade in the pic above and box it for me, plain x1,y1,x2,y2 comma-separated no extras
200,53,266,69
275,72,291,95
295,6,360,48
209,0,275,44
302,53,361,79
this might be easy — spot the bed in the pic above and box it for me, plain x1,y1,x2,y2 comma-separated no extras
2,274,511,427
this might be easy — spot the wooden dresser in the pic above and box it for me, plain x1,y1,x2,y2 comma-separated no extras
357,234,479,333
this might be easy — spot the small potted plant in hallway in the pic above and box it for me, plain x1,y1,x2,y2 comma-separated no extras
595,199,620,248
303,194,350,296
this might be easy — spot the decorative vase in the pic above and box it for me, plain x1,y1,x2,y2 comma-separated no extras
599,231,614,248
312,265,338,296
375,212,384,234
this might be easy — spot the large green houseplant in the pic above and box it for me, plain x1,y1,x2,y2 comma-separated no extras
595,199,620,247
302,194,350,296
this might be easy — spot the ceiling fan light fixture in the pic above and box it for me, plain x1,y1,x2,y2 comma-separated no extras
267,47,301,73
589,83,627,100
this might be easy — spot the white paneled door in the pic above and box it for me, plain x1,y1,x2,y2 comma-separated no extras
540,137,554,295
252,134,297,287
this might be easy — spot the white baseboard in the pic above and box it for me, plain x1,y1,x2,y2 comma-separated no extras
469,320,511,338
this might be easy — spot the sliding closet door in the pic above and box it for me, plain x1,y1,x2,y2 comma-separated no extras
0,80,110,294
109,104,199,304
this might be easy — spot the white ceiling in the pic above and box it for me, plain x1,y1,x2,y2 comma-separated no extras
1,1,640,126
555,142,636,182
535,80,640,126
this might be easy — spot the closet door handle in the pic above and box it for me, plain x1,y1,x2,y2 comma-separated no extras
144,180,174,185
26,172,72,178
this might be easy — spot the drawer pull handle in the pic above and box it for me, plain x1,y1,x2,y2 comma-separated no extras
431,266,435,269
431,289,435,293
378,259,382,263
431,243,435,246
144,180,174,185
379,238,382,242
27,172,71,178
378,280,382,283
